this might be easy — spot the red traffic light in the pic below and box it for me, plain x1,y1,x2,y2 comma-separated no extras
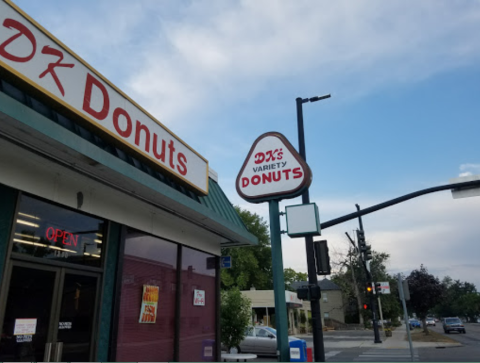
363,303,370,310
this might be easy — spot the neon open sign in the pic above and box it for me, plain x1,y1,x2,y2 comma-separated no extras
45,227,79,247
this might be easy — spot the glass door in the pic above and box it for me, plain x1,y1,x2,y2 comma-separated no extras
54,271,99,362
0,263,59,362
0,262,100,362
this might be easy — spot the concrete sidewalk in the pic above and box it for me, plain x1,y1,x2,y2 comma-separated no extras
296,324,462,349
369,324,462,349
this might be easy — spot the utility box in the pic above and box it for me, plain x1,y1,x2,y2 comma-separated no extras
289,339,307,362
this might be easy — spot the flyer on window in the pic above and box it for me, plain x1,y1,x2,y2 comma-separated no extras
139,285,159,323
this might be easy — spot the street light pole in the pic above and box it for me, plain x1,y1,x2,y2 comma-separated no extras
296,94,330,362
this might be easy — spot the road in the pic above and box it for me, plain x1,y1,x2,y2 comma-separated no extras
251,323,480,362
419,322,480,362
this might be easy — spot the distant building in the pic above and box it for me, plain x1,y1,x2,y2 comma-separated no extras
241,279,344,335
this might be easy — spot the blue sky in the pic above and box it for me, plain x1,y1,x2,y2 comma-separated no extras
11,0,480,288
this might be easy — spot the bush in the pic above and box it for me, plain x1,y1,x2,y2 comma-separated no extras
221,288,251,352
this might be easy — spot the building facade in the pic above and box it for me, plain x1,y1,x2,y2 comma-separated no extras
242,279,345,335
0,1,257,361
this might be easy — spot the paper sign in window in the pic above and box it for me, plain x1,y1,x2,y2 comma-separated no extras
13,318,37,335
139,285,159,323
193,289,205,306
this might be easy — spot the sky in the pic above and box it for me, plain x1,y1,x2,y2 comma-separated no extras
10,0,480,289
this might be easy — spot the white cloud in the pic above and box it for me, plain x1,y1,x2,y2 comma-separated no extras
124,0,480,130
280,192,480,289
459,163,480,177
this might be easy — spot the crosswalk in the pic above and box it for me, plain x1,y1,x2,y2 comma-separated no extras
353,349,419,362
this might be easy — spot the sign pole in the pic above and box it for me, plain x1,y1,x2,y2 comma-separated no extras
398,274,415,362
377,295,385,334
268,199,290,362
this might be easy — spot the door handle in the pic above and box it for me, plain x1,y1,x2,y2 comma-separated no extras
43,342,52,362
52,342,63,362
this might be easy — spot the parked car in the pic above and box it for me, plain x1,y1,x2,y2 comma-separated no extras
235,326,304,356
409,319,421,329
426,318,436,326
443,317,466,334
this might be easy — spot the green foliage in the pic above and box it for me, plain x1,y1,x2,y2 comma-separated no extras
331,248,402,324
284,268,308,291
300,310,307,325
433,277,479,321
221,207,273,290
407,265,444,333
220,288,252,351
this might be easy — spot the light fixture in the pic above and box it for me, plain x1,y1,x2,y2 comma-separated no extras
15,233,40,240
18,212,41,220
16,219,40,228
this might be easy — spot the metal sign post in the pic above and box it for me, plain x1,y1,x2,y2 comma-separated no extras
269,200,289,362
398,274,414,362
236,132,313,362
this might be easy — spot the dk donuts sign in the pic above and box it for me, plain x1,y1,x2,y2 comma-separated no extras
0,0,208,195
236,132,312,203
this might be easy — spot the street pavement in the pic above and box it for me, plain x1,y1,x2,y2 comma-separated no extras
250,322,480,362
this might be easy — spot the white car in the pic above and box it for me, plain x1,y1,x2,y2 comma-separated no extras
426,318,436,326
237,326,303,356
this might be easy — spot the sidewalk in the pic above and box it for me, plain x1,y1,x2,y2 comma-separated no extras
296,324,462,349
371,323,463,349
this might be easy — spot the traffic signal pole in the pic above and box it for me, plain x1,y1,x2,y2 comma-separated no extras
296,97,326,362
356,204,382,344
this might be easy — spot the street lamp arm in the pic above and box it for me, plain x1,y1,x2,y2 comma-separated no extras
320,179,480,230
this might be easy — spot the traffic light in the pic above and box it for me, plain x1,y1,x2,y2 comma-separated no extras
296,285,321,301
366,282,373,294
356,229,366,252
314,240,331,275
296,286,309,300
375,282,382,294
363,303,370,310
364,245,373,261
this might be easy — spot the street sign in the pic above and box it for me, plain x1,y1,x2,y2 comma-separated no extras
285,203,321,237
378,281,390,294
220,256,232,269
236,132,312,203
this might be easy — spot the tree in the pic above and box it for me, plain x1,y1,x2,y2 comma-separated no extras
220,287,252,352
433,277,479,321
283,268,308,291
331,247,401,325
407,265,444,334
221,207,273,290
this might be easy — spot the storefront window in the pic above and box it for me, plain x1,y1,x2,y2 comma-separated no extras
116,228,177,362
12,195,105,267
179,247,216,362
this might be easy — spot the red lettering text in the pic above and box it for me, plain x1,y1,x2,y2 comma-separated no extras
83,73,110,120
153,134,166,162
46,227,55,240
262,173,272,184
254,152,265,164
168,140,176,169
177,152,187,176
282,169,291,180
273,171,281,182
293,167,303,179
38,46,74,96
242,177,249,187
135,121,151,152
0,19,36,62
113,107,132,137
252,175,261,185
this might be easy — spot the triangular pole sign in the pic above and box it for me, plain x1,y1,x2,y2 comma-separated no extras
236,132,312,203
